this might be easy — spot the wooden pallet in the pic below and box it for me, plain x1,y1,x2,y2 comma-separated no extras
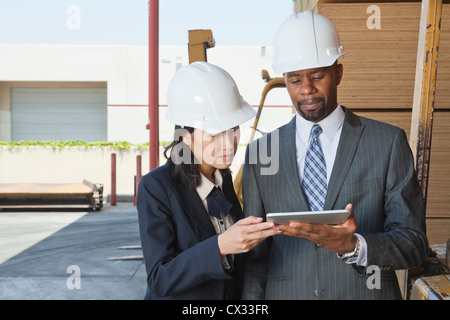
0,179,103,210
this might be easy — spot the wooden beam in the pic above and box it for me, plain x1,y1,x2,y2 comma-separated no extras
188,29,215,63
400,0,443,301
410,0,443,205
293,0,319,12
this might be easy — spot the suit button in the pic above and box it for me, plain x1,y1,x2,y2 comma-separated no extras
313,290,319,297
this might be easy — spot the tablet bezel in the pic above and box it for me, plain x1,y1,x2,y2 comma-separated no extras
266,209,351,225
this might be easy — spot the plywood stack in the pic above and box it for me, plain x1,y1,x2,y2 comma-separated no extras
317,2,450,244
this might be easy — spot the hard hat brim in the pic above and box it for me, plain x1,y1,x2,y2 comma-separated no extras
166,101,256,135
272,53,344,74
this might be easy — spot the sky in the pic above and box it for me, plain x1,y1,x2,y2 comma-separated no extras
0,0,294,46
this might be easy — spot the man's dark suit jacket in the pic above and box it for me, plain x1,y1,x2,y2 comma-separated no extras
241,107,428,300
137,160,244,300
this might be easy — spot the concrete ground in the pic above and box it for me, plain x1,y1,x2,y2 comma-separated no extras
0,203,147,300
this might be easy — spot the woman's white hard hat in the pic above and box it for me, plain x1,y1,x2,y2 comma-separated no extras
272,10,345,74
166,61,256,135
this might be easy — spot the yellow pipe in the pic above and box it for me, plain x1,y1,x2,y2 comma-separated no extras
233,71,286,204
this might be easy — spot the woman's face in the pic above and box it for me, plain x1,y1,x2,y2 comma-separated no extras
186,126,241,172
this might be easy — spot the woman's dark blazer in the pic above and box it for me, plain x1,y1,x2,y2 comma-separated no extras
137,160,244,300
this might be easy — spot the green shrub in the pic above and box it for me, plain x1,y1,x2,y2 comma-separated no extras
0,140,155,150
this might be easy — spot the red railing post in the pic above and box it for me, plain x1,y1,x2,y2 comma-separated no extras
148,0,159,170
135,155,142,205
111,153,117,206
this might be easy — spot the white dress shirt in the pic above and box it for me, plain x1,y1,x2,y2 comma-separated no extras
295,105,367,266
295,103,345,183
196,169,234,269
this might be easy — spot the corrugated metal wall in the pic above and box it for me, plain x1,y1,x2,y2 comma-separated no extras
11,87,107,142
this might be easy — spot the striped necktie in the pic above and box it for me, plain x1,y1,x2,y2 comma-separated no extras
302,124,327,211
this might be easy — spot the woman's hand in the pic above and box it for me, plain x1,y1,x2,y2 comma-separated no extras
218,216,277,256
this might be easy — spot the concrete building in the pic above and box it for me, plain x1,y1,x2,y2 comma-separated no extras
0,43,293,197
0,44,293,145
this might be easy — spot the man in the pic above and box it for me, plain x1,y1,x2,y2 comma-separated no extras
241,11,428,300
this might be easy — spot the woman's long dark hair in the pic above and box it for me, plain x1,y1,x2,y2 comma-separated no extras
164,125,231,189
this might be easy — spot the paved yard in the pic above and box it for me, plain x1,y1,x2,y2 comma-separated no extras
0,203,146,300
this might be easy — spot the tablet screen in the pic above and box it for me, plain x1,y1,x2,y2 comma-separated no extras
266,209,350,225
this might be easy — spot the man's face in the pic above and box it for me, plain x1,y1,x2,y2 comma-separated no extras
284,63,343,122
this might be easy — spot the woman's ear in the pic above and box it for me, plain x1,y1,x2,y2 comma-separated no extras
181,131,191,146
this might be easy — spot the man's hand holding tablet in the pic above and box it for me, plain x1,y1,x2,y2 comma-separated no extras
271,203,359,256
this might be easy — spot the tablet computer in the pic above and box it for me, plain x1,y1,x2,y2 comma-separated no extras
266,209,350,225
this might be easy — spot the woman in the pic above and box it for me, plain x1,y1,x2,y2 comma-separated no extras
137,62,277,300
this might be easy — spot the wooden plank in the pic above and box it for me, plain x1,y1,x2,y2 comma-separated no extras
318,3,450,110
410,0,443,208
294,0,319,12
317,1,448,218
0,180,102,210
435,5,450,107
426,219,450,245
318,3,421,109
0,183,93,197
423,111,450,218
188,29,215,63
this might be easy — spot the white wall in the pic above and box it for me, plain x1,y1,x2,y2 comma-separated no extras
0,44,296,195
0,146,150,196
0,145,248,196
0,44,293,144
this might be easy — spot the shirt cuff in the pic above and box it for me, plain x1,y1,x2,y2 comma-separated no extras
353,233,368,266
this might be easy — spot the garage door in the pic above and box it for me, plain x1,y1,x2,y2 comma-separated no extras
11,87,107,141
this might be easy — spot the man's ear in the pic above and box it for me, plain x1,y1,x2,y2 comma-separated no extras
335,63,344,86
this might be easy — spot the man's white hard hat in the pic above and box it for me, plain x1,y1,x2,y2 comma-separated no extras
272,10,345,74
166,61,256,135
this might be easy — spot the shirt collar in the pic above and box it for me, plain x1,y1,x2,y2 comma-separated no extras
196,169,224,201
295,103,345,144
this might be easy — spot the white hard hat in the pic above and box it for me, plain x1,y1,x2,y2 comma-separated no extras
166,61,256,135
272,11,345,74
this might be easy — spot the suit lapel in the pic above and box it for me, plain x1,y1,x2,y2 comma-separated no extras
279,117,310,210
168,162,243,236
165,162,216,236
174,184,217,236
324,107,365,210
